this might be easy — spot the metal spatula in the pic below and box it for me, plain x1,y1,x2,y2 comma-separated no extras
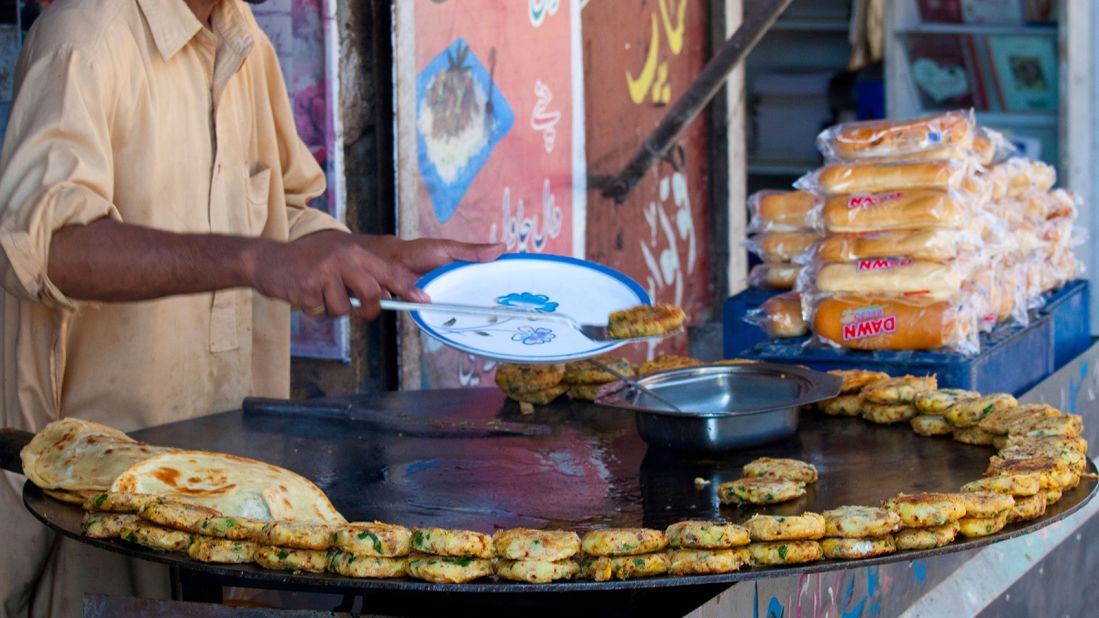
347,299,681,344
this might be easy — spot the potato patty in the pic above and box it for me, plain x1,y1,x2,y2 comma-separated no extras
637,355,703,376
506,384,569,406
82,513,139,539
563,356,633,385
406,555,493,583
952,426,996,446
979,403,1060,435
1006,493,1047,523
821,506,901,538
187,538,257,564
580,528,667,557
411,528,493,559
961,474,1041,497
910,415,954,437
139,500,221,533
119,521,192,552
259,521,335,551
821,536,896,560
667,548,750,575
1007,414,1084,439
959,491,1015,518
254,546,328,573
195,516,267,542
828,369,891,394
494,363,565,394
985,457,1076,490
1043,488,1063,506
493,528,581,562
862,402,918,424
494,559,579,583
332,522,411,558
914,389,979,414
747,541,823,566
957,513,1008,538
326,551,407,579
861,376,937,404
579,553,670,581
1004,435,1087,454
568,384,605,402
83,492,157,514
607,304,686,339
745,513,826,541
997,443,1086,472
665,521,750,549
894,522,959,550
945,394,1016,428
718,478,806,505
742,457,818,484
882,493,966,528
819,395,863,417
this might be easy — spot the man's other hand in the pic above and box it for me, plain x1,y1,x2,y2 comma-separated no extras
250,232,504,319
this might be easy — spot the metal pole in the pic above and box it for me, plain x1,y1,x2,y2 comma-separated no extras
596,0,793,203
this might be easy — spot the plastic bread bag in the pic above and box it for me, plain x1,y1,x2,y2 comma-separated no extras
1045,189,1080,221
993,157,1057,199
816,109,975,162
808,228,979,264
1041,248,1084,293
819,188,974,233
744,231,822,263
808,292,981,355
744,291,808,338
796,157,973,197
748,262,801,290
973,126,1016,167
747,190,822,232
803,256,980,301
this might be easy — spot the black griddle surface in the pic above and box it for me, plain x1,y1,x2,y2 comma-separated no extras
23,389,1097,597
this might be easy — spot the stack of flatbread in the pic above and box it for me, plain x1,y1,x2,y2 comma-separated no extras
21,418,344,523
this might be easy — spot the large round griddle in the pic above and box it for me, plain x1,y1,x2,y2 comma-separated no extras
17,388,1098,608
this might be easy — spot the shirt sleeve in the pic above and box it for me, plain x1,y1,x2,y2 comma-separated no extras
0,43,120,309
262,40,350,241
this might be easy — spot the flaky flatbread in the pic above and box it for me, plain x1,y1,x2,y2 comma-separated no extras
111,451,345,523
20,418,177,491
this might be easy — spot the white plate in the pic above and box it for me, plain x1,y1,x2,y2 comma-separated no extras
410,254,651,363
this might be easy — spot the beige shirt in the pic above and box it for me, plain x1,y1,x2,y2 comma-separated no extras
0,0,348,435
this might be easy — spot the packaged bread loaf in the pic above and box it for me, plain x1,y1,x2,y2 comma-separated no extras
749,263,801,290
973,127,1014,167
748,190,821,232
816,110,975,162
745,232,821,263
799,159,971,196
809,259,973,301
811,228,975,263
745,292,808,338
820,189,970,233
993,158,1056,199
811,294,976,353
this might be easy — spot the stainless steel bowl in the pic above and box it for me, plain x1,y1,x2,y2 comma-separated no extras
595,363,843,452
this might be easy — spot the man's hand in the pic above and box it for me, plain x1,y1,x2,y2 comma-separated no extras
250,232,503,319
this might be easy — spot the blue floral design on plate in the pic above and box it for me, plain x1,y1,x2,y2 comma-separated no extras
511,326,556,346
496,292,558,313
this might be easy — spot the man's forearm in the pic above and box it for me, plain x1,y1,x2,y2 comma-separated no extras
47,219,264,301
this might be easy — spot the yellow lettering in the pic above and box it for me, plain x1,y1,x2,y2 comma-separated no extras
626,13,661,105
659,0,688,56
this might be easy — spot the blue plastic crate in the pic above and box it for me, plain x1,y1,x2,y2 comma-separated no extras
1038,280,1091,369
722,288,782,358
737,317,1053,396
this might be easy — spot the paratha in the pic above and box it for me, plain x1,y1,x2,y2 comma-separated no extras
111,451,345,523
20,418,177,491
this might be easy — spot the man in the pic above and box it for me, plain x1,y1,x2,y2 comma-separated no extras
0,0,501,615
